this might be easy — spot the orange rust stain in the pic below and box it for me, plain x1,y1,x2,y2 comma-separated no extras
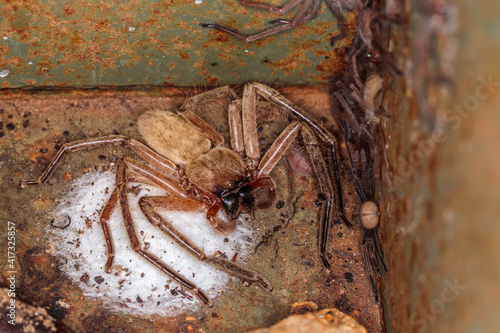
268,52,310,76
9,57,24,67
62,6,75,15
35,194,52,211
15,131,25,140
216,35,231,43
62,172,72,182
216,53,234,61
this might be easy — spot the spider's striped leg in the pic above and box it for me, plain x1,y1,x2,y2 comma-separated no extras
114,157,213,306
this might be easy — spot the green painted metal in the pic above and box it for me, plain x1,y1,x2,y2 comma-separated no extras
0,0,355,88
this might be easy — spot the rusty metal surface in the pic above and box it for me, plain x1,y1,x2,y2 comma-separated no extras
0,86,384,332
381,0,500,332
0,1,356,88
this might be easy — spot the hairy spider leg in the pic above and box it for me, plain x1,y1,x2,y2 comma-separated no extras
335,88,374,141
344,129,368,202
99,157,188,273
19,135,180,187
250,83,353,269
228,100,245,157
300,124,339,269
239,0,306,14
324,0,350,46
347,38,367,89
251,83,352,225
178,86,240,146
200,0,321,43
242,83,261,169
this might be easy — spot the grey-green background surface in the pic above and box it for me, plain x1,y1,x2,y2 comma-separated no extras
0,0,354,88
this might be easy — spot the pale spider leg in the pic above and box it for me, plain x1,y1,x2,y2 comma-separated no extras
238,0,305,14
178,86,237,114
100,188,117,273
350,83,364,104
251,82,334,143
251,117,339,268
324,0,348,46
19,135,180,187
373,227,388,272
242,83,261,168
300,124,338,269
334,90,374,141
251,82,352,229
228,100,245,157
348,40,366,89
101,156,189,273
257,121,301,178
362,230,379,302
178,86,239,146
269,0,321,25
200,0,320,43
180,112,225,146
115,158,213,307
139,196,273,292
344,125,367,202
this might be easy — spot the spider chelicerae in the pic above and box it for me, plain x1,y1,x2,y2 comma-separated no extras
20,82,351,307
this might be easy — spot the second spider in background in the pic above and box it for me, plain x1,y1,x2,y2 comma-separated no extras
344,124,388,302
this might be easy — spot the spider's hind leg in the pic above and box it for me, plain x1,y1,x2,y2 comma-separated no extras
113,156,215,306
138,196,273,293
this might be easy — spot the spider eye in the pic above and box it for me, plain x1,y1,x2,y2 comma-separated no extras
221,193,239,219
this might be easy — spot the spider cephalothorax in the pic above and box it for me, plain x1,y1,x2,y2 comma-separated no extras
20,83,350,307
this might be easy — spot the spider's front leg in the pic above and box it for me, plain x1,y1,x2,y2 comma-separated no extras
251,82,352,230
19,135,180,187
252,115,343,269
299,125,343,269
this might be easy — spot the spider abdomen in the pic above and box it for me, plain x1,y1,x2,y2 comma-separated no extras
138,110,211,165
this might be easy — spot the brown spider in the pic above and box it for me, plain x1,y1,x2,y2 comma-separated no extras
20,83,351,307
344,125,387,303
200,0,362,45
